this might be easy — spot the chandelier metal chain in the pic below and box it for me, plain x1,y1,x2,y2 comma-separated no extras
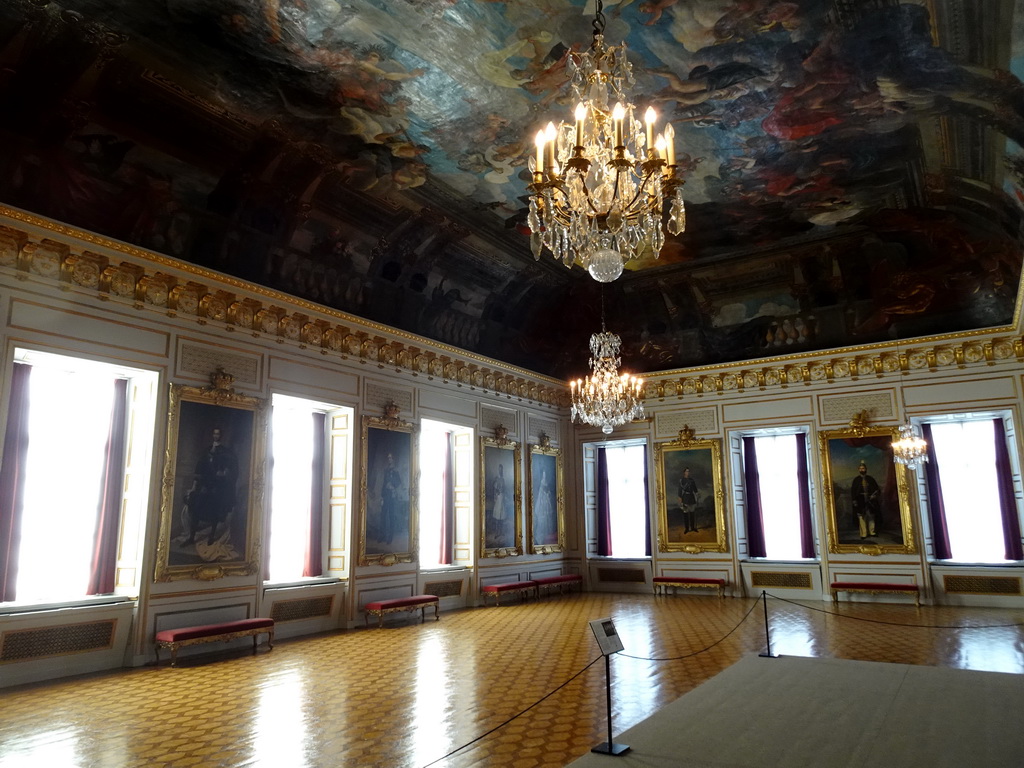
569,290,644,434
527,0,685,283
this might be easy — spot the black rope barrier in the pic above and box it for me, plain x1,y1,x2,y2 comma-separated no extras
419,653,604,768
617,596,763,662
763,591,1024,629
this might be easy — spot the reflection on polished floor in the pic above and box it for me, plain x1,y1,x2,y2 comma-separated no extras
2,593,1023,768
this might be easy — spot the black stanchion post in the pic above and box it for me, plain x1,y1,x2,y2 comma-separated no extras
758,590,775,658
589,618,629,756
591,654,629,756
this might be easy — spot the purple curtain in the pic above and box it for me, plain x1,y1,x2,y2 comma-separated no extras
303,411,326,578
795,433,815,558
439,431,455,565
921,423,952,560
596,447,612,556
743,437,767,558
87,378,128,595
642,444,651,557
993,419,1024,561
0,363,31,602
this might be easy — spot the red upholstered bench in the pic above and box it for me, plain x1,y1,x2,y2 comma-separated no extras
830,581,920,607
534,574,583,596
653,576,726,598
481,581,537,606
364,595,440,628
155,617,274,666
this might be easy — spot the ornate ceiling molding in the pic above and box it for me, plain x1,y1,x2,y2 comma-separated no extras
642,335,1024,401
0,207,568,408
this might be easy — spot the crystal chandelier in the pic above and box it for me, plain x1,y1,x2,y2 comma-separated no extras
892,422,928,470
526,0,685,283
570,301,644,433
891,343,928,470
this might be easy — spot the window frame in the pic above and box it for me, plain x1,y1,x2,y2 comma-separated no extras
264,393,353,586
2,347,159,608
582,437,651,560
730,425,818,562
916,410,1024,565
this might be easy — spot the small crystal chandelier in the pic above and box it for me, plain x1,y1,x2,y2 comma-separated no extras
891,342,928,470
570,294,644,434
526,0,685,283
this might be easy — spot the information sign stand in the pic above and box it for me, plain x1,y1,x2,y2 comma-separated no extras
588,618,630,757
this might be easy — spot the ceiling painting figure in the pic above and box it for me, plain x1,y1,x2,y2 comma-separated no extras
0,0,1020,378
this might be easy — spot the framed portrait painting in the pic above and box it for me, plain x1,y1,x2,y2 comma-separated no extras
653,429,728,553
820,422,915,555
360,407,418,566
480,433,522,557
155,374,268,582
528,440,563,554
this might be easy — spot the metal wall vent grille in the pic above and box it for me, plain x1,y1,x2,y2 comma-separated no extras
751,572,812,589
598,568,647,583
943,575,1022,595
1,620,115,662
269,596,334,623
423,580,463,598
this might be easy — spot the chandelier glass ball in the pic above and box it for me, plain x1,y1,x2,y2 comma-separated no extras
587,246,625,283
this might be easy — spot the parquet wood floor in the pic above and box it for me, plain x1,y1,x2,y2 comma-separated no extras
2,593,1023,768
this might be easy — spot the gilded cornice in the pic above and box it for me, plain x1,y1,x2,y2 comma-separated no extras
0,207,568,408
642,335,1024,401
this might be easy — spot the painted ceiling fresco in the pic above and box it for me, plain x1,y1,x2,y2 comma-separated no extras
0,0,1022,378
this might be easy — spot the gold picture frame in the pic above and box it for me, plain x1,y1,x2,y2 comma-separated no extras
528,437,564,554
359,404,418,566
155,371,268,582
820,420,916,555
653,428,728,553
480,428,522,558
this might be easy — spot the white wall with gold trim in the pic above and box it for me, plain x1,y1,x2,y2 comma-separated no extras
0,207,574,685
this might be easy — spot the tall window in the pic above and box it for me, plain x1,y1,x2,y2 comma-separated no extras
597,441,649,558
923,415,1023,563
266,395,352,582
739,431,815,560
419,419,473,569
0,350,158,605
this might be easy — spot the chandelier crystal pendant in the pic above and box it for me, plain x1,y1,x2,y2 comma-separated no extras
526,0,685,283
891,343,928,471
570,322,644,435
